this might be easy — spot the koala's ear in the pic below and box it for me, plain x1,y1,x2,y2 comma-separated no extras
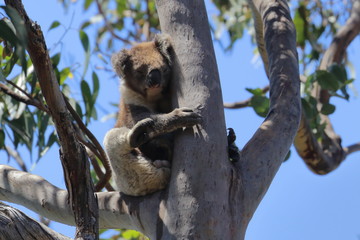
154,34,174,65
111,49,132,77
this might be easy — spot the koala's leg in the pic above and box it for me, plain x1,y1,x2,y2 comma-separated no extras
139,134,174,161
128,107,202,148
103,127,170,196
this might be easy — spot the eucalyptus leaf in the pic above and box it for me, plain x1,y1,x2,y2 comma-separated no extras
250,95,269,117
48,21,61,31
314,70,340,91
320,103,336,115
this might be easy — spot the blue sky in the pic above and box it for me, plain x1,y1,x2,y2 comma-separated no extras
1,0,360,239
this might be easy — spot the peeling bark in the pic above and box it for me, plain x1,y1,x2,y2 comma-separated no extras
0,202,71,240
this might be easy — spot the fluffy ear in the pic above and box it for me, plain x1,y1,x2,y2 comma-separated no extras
154,34,174,66
111,49,132,77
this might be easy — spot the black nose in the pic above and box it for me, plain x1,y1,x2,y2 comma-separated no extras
147,69,161,87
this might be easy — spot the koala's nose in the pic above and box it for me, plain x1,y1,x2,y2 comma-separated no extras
147,69,161,87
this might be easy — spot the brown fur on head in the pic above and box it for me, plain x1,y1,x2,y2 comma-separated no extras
111,34,174,99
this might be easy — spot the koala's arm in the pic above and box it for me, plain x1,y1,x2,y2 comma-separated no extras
129,107,202,148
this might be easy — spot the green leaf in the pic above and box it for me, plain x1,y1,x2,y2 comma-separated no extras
314,70,340,91
59,67,72,85
92,71,99,103
81,21,91,30
344,78,354,85
121,229,141,239
0,70,5,82
0,129,5,148
79,30,90,78
3,54,19,77
81,80,93,123
245,88,264,96
293,4,307,48
84,0,94,10
250,95,269,117
301,98,317,119
51,53,61,67
40,132,58,158
283,150,291,162
79,30,90,52
1,6,28,74
75,102,83,119
0,19,18,46
320,103,335,115
328,64,347,83
48,21,61,31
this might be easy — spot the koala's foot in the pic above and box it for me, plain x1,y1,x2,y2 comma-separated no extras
153,160,171,168
227,128,240,162
128,118,155,148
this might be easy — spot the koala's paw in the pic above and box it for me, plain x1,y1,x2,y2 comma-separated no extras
227,128,240,162
128,118,155,148
172,107,202,128
153,160,171,168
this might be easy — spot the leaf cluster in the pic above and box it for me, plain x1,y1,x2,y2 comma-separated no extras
302,64,353,139
0,6,100,167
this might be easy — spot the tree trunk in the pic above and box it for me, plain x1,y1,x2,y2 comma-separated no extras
156,0,300,238
155,0,236,239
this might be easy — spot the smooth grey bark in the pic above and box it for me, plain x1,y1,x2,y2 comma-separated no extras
155,0,234,239
155,0,300,238
0,0,300,239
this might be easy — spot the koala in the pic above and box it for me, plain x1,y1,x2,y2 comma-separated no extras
103,34,202,196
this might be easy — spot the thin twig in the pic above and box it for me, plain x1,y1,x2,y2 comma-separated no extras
224,85,269,109
86,146,115,191
6,80,32,99
344,142,360,157
4,146,27,172
63,94,112,191
0,82,49,113
94,0,132,45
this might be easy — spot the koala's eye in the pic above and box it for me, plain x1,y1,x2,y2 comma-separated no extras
135,70,145,76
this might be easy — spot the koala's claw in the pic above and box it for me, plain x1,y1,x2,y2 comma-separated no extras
174,107,202,127
177,107,194,113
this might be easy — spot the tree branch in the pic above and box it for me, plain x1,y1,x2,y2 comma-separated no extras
0,202,71,240
344,142,360,157
240,0,301,216
0,82,49,113
0,165,162,239
294,0,360,174
4,0,98,238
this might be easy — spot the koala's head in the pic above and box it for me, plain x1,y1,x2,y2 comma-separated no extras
112,34,174,99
